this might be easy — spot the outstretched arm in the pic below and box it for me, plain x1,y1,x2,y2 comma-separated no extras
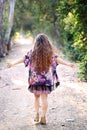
57,57,75,67
7,57,25,68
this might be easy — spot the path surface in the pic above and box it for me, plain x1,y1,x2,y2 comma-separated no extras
0,38,87,130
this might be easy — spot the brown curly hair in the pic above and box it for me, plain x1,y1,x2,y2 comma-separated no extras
31,34,54,73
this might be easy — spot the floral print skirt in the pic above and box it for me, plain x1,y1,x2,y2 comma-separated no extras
28,82,60,95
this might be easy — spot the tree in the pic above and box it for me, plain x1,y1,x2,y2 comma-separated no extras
14,0,60,38
0,0,16,57
57,0,87,80
4,0,16,50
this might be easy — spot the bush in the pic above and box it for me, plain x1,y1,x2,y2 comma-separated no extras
78,58,87,81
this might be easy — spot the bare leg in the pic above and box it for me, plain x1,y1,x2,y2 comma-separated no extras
40,94,48,124
41,94,48,117
34,94,40,121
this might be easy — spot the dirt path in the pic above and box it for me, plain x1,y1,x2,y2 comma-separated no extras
0,38,87,130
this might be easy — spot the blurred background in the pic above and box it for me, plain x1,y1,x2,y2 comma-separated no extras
0,0,87,81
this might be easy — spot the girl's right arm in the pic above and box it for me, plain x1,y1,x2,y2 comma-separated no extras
7,57,25,68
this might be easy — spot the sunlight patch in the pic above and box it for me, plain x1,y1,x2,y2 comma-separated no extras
16,38,33,45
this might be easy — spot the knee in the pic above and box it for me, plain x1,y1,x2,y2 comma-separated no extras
34,94,40,99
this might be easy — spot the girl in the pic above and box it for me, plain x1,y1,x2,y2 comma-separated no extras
7,33,74,125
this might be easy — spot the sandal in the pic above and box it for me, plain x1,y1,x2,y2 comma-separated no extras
40,116,46,125
34,113,39,122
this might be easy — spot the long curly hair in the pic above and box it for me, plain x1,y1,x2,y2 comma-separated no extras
31,34,54,73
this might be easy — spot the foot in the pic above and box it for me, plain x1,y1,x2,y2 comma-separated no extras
40,116,46,125
34,113,39,122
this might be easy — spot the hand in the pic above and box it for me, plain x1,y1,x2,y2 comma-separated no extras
69,63,75,68
7,63,13,68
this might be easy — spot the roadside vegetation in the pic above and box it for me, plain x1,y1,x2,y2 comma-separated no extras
0,0,87,81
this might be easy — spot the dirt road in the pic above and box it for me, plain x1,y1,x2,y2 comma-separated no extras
0,38,87,130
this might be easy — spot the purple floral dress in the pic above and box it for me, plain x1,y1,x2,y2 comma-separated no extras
24,50,60,94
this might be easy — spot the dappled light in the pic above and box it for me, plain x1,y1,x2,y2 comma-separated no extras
0,0,87,130
15,36,33,45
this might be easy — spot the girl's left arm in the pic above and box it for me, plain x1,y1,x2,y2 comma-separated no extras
7,57,25,68
56,57,75,67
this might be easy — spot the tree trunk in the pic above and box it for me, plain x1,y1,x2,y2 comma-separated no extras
52,22,60,37
51,0,60,38
0,0,4,57
4,0,16,48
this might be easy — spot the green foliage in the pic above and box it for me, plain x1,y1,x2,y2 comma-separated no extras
78,55,87,81
13,0,87,81
2,1,9,37
57,0,87,80
14,0,60,39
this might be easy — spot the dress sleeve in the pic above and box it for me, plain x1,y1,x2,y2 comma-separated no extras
53,55,59,65
51,55,59,70
24,50,32,67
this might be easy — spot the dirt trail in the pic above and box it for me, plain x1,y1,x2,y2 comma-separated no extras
0,38,87,130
